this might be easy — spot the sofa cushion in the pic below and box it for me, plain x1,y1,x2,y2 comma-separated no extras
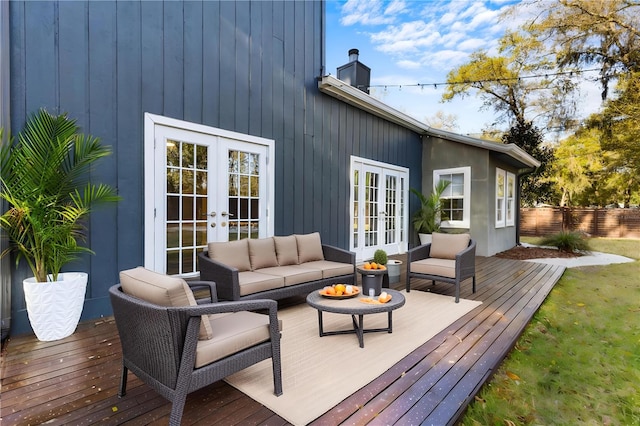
237,271,284,296
258,265,323,286
296,232,324,263
248,238,278,270
208,239,251,272
119,267,213,340
411,258,457,279
430,233,471,260
195,311,272,368
274,235,299,265
302,260,355,279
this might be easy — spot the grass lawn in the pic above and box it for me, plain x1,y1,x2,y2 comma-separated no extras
461,238,640,425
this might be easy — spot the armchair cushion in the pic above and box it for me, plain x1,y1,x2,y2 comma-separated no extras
208,239,251,272
274,235,299,265
430,233,471,260
411,258,456,279
248,238,279,270
119,267,213,340
195,311,274,368
296,232,324,263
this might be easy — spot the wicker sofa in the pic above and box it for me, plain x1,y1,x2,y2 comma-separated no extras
198,232,356,301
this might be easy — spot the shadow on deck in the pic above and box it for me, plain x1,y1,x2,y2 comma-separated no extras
1,256,565,425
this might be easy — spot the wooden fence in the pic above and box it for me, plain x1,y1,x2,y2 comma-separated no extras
520,208,640,239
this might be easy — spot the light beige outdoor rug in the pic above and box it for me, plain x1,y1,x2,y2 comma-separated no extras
225,290,482,425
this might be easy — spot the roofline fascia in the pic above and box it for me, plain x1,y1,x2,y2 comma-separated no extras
318,75,541,169
426,127,542,169
318,74,428,134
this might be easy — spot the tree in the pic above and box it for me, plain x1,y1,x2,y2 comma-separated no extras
584,72,640,207
424,110,459,132
518,0,640,206
550,127,607,206
442,30,578,132
502,122,555,206
523,0,640,100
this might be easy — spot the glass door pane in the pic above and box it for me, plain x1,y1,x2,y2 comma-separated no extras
227,150,261,240
384,174,397,245
165,140,209,275
364,170,379,248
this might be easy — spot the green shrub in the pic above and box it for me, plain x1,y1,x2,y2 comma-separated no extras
539,231,590,253
373,249,388,265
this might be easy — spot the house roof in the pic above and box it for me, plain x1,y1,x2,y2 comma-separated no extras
318,75,541,170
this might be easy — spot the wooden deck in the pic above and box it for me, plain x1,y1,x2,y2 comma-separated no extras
1,256,565,425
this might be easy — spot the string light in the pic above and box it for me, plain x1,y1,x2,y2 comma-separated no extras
363,67,621,91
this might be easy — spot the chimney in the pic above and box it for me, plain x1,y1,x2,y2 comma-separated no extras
337,49,371,94
348,48,359,62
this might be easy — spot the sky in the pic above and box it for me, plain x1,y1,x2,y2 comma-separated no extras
324,0,603,138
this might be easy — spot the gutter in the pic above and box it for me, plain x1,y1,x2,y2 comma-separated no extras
318,75,541,169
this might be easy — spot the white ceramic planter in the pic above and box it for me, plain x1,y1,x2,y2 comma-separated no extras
418,233,432,245
23,272,88,341
386,259,403,284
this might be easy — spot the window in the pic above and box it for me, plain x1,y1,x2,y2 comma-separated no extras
496,168,516,228
434,166,471,228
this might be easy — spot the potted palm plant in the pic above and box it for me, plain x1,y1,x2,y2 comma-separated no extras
0,109,120,341
410,180,450,245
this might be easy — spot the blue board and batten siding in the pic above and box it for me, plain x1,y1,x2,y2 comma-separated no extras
7,1,422,335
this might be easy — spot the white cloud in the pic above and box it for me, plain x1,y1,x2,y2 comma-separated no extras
467,9,501,29
428,50,470,68
340,0,410,26
397,59,422,69
439,11,458,25
441,31,467,48
370,20,441,54
458,37,491,51
384,0,408,15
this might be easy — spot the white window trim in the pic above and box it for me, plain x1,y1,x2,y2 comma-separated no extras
506,171,516,227
434,166,471,229
496,168,506,228
349,156,410,260
496,168,516,228
143,113,275,272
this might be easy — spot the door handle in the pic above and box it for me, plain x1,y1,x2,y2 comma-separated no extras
221,212,235,217
209,212,216,217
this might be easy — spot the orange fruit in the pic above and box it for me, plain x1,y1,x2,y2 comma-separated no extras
363,263,371,270
335,284,346,293
325,287,336,295
370,262,377,269
378,292,391,303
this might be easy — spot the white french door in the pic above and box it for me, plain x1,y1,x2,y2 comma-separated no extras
144,114,274,276
350,157,409,261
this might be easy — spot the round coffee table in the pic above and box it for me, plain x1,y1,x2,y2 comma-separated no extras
306,288,405,348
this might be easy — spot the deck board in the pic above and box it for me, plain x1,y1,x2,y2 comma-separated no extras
1,256,565,425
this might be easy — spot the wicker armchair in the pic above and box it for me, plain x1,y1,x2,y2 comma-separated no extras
406,233,477,303
109,267,282,425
